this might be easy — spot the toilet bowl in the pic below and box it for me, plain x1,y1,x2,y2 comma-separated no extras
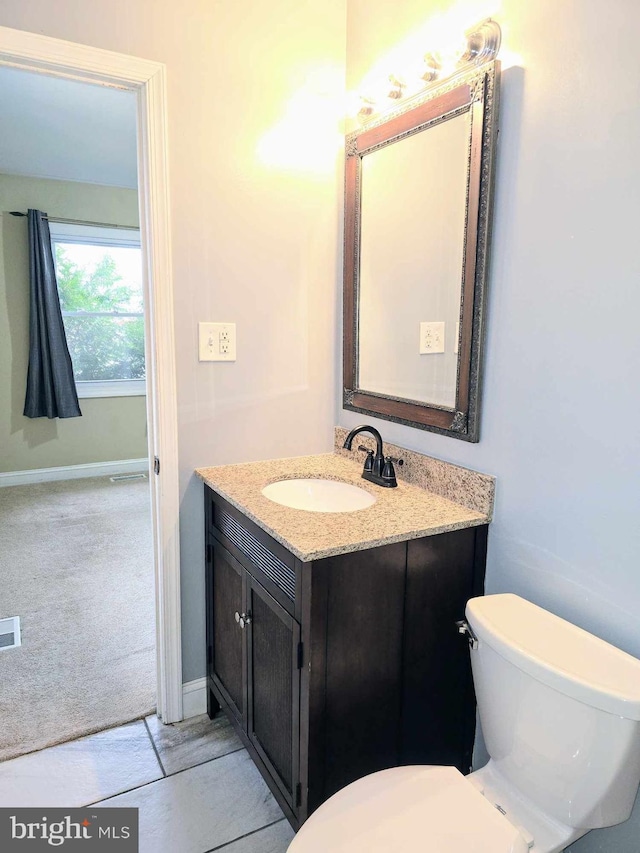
289,593,640,853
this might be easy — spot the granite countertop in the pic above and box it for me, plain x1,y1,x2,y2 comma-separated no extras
196,452,490,562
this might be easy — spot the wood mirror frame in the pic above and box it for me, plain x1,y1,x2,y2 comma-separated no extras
343,61,500,441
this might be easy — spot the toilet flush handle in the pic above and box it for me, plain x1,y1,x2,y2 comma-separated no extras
455,620,479,650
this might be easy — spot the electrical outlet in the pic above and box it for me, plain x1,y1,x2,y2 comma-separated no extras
419,321,445,354
199,322,236,361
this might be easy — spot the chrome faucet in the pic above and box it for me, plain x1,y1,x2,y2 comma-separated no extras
342,424,403,488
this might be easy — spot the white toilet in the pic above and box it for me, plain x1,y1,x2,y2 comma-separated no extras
289,593,640,853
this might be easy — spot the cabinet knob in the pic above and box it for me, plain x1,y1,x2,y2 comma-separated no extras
235,611,252,629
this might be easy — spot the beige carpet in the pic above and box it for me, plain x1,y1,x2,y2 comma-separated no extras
0,475,156,761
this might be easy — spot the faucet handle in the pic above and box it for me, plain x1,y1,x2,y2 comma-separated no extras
381,456,403,487
358,445,374,473
385,456,404,467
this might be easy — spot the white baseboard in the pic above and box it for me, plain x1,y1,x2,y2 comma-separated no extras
0,458,149,488
182,678,207,719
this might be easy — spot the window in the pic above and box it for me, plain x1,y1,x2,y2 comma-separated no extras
50,222,146,398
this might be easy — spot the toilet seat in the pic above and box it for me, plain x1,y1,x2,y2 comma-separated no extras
288,765,530,853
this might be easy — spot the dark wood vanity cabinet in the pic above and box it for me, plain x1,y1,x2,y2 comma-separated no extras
204,485,487,829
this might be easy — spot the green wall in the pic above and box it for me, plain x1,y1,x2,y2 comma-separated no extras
0,173,148,473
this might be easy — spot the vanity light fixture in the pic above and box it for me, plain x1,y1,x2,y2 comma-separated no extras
421,52,441,84
357,18,501,122
387,74,406,100
460,18,502,66
357,95,376,119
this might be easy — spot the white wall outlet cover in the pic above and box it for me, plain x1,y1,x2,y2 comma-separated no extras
198,322,236,362
419,321,445,354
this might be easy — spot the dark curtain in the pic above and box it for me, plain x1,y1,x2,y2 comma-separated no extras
23,209,82,419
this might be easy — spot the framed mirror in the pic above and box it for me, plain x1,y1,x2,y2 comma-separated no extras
343,60,500,441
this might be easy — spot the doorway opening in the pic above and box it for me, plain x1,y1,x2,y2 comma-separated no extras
0,25,182,758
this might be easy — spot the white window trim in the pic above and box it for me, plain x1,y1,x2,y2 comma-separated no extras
52,222,146,398
76,379,146,398
49,221,141,248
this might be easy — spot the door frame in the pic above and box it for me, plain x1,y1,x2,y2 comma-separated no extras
0,25,183,722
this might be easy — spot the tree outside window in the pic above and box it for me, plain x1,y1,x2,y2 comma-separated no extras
50,223,145,398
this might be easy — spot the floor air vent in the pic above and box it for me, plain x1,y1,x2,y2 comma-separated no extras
109,473,147,482
0,617,21,650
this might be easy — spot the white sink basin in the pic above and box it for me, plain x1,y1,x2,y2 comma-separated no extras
261,478,376,513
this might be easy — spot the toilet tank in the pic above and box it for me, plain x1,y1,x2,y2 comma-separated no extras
466,594,640,830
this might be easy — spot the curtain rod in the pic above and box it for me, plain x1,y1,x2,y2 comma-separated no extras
9,212,140,231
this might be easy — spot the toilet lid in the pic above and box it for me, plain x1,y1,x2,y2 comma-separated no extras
288,766,530,853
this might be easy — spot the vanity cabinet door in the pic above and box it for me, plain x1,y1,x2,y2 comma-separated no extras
210,539,246,725
246,573,301,812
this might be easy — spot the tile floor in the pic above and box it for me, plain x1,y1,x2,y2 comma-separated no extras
0,713,295,853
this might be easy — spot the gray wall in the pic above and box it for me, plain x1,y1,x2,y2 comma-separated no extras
344,1,640,850
0,174,147,473
0,1,346,684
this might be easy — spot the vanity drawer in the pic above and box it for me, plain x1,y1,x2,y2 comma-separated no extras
207,490,300,617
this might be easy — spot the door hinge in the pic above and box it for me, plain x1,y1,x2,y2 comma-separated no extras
297,642,303,670
295,783,302,807
153,456,160,475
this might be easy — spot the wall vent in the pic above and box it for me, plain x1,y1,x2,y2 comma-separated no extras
0,617,21,651
109,473,147,482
